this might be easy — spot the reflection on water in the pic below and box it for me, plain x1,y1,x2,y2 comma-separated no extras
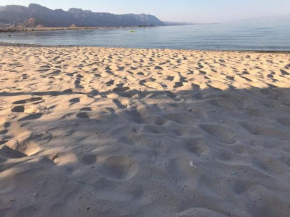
0,24,290,51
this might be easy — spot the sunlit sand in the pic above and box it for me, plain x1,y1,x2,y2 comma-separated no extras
0,46,290,217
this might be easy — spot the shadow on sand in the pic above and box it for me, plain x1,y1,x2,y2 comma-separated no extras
0,85,290,217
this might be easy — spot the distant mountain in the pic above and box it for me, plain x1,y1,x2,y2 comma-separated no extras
0,4,165,28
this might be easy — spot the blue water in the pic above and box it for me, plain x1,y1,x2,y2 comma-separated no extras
1,23,290,51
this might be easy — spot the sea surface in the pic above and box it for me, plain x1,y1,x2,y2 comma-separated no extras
1,23,290,51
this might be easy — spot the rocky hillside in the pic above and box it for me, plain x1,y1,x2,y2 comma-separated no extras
0,4,165,27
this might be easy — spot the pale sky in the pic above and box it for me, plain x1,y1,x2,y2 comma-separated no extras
1,0,289,23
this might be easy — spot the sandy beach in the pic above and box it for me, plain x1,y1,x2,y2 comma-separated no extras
0,46,290,217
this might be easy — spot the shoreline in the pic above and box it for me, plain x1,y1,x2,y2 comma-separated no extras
0,25,158,33
0,42,290,54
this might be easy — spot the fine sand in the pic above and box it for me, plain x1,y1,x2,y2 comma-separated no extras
0,46,290,217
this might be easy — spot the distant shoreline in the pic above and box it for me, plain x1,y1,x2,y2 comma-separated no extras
0,42,289,54
0,24,217,33
0,25,158,33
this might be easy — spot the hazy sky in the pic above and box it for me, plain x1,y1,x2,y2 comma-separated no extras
1,0,290,23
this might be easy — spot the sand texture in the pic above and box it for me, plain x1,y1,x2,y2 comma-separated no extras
0,46,290,217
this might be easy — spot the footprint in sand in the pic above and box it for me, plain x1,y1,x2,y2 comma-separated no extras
252,156,285,175
267,73,274,79
142,124,164,134
184,137,210,155
19,113,43,122
21,74,29,80
81,154,97,165
132,115,167,126
113,99,127,109
97,155,138,181
74,75,84,89
232,180,253,195
0,130,8,135
241,122,290,141
106,80,115,86
173,82,183,88
13,97,43,105
3,122,10,128
69,98,80,103
199,124,236,144
76,112,90,119
62,88,74,94
7,132,52,156
226,76,235,81
112,87,130,92
163,112,196,126
0,145,27,159
188,107,208,119
80,107,92,112
11,105,25,112
155,66,163,70
280,69,289,76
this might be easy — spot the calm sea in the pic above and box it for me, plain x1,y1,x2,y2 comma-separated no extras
1,23,290,51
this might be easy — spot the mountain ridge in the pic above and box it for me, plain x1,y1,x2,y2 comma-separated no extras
0,3,165,27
